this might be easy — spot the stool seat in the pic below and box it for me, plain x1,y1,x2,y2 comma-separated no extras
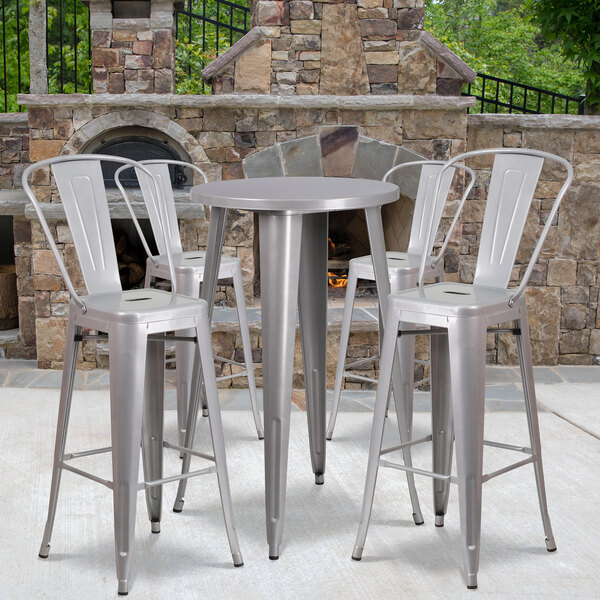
148,251,242,279
350,251,439,278
389,282,515,318
79,288,205,324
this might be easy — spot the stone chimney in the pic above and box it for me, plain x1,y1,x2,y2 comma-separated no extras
201,0,476,96
86,0,181,94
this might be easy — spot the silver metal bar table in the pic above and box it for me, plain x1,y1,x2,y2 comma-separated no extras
191,176,399,558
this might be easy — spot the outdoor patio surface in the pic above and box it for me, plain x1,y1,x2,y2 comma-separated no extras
0,359,599,599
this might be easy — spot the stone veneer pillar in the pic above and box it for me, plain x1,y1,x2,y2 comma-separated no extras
88,0,177,93
204,1,473,97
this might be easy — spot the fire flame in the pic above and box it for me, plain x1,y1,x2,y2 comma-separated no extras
328,271,348,288
328,238,348,287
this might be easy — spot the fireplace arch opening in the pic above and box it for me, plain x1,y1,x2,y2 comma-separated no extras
83,126,193,189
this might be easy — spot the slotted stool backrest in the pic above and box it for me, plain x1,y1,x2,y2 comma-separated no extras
117,159,208,260
384,161,472,263
419,148,573,302
22,155,170,310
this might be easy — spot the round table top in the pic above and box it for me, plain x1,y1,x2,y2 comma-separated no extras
191,177,399,213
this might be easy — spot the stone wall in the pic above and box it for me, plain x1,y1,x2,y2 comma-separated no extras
89,0,176,94
465,114,600,366
0,114,29,190
15,93,469,370
6,101,600,373
0,114,34,359
205,2,475,96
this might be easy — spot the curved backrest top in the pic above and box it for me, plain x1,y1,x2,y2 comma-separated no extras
423,148,573,303
22,155,166,312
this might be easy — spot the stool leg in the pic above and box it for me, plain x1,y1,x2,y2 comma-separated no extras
390,274,424,525
353,309,400,560
195,313,244,566
327,261,358,440
514,314,556,552
172,344,202,513
430,329,453,527
142,338,165,534
39,318,81,559
232,262,264,439
109,324,148,596
298,212,328,485
390,273,417,439
175,273,202,447
447,318,486,589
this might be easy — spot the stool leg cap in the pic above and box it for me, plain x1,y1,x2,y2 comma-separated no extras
315,474,324,485
435,515,445,527
151,521,161,534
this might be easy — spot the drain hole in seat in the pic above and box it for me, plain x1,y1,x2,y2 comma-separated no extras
125,297,152,302
443,291,470,295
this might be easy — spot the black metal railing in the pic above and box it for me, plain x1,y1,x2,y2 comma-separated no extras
1,0,28,112
46,0,92,95
175,0,250,94
464,73,585,115
0,0,92,113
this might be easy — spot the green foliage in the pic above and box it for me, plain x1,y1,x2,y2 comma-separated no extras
426,0,587,113
46,0,92,94
0,0,91,112
175,42,216,95
0,1,30,112
0,0,249,109
525,0,600,111
174,0,249,94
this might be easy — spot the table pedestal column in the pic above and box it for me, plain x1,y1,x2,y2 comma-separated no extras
259,212,304,559
298,212,328,484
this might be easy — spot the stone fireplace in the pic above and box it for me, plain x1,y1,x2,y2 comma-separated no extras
9,0,476,377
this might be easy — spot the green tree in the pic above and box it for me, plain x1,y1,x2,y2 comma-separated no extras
0,1,30,112
174,0,249,94
525,0,600,112
426,0,586,113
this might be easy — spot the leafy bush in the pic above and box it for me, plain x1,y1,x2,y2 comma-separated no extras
425,0,586,113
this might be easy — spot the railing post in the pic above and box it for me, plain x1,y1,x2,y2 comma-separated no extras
29,0,49,94
578,95,586,115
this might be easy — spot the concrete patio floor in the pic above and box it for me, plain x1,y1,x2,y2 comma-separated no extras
0,360,599,599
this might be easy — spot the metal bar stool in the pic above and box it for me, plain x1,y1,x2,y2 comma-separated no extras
24,155,243,596
327,160,475,441
117,159,263,441
353,148,573,589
